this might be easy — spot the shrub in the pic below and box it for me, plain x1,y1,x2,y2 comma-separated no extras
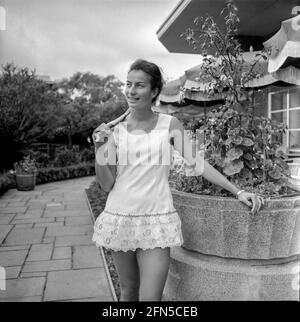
80,147,95,163
13,155,38,174
52,146,81,167
0,172,14,196
36,162,95,184
28,151,52,168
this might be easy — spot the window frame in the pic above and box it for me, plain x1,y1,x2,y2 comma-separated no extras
268,86,300,153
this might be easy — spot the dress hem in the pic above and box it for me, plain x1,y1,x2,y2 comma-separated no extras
93,241,183,252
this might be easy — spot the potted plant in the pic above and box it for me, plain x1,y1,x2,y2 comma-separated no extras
164,0,300,301
13,155,38,191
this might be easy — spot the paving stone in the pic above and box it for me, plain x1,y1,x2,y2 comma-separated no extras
0,214,15,224
45,203,65,211
13,213,43,220
55,235,93,247
44,210,90,218
44,268,111,301
56,218,65,222
20,272,47,278
52,247,72,259
22,259,71,273
43,192,64,197
27,200,50,206
11,217,54,225
0,224,13,241
0,296,42,302
45,225,93,237
6,266,22,279
65,204,90,212
1,195,23,202
7,201,27,207
4,227,45,245
0,245,30,252
0,207,27,214
0,277,45,300
43,237,55,244
73,245,104,269
27,244,53,261
69,297,112,302
65,216,92,226
27,205,46,211
24,210,44,217
21,196,35,202
51,198,65,203
13,224,34,229
35,222,64,228
0,250,28,266
0,197,23,202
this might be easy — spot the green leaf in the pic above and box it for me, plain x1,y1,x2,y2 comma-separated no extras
244,153,253,160
223,159,244,176
226,147,243,161
231,136,243,145
245,159,258,169
241,138,254,146
268,168,282,180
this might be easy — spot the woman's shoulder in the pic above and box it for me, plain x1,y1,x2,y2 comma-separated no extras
168,115,184,133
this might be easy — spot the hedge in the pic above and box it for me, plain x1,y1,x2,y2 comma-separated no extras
0,162,95,197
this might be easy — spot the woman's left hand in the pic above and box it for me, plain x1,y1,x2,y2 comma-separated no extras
237,191,264,214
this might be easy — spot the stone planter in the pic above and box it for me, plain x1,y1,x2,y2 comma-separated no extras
164,190,300,301
15,173,37,191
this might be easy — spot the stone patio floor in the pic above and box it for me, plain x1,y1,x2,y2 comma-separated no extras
0,176,115,302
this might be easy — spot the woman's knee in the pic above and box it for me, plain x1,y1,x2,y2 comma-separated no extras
120,281,139,301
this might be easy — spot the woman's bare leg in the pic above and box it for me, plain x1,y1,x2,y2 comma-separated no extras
111,250,140,301
136,247,170,301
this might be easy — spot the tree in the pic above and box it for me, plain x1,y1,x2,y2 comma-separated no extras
55,72,127,147
181,0,267,112
174,0,290,196
0,63,63,170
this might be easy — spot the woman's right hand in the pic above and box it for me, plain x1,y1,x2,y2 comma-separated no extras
92,123,113,148
93,108,130,148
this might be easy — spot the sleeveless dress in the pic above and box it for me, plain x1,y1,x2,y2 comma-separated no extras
92,113,184,252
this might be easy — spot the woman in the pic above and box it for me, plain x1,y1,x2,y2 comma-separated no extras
92,59,264,302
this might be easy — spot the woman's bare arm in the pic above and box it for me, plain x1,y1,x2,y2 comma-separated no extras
94,133,117,192
170,117,263,213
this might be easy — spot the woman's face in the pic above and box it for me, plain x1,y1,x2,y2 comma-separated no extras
125,69,158,110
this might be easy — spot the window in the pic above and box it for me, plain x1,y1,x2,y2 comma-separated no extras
269,86,300,153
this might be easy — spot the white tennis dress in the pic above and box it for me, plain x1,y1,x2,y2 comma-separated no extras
92,113,186,252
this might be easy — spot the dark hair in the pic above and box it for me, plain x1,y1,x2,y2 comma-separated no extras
128,59,164,103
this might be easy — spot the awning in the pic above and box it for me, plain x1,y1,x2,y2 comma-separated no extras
263,15,300,72
157,0,300,54
160,51,300,103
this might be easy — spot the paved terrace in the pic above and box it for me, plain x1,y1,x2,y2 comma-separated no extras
0,176,115,302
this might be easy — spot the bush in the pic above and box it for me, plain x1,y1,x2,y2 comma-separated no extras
29,151,52,168
0,172,14,196
80,148,95,163
52,146,81,167
36,162,95,184
0,162,95,197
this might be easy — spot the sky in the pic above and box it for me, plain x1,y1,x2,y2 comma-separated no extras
0,0,202,83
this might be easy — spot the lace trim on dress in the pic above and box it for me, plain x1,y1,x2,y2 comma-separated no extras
103,209,177,217
92,210,183,252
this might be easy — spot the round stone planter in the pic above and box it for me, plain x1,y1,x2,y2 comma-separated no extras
163,190,300,301
15,173,37,191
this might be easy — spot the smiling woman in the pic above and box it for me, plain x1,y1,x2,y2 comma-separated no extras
91,59,263,302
